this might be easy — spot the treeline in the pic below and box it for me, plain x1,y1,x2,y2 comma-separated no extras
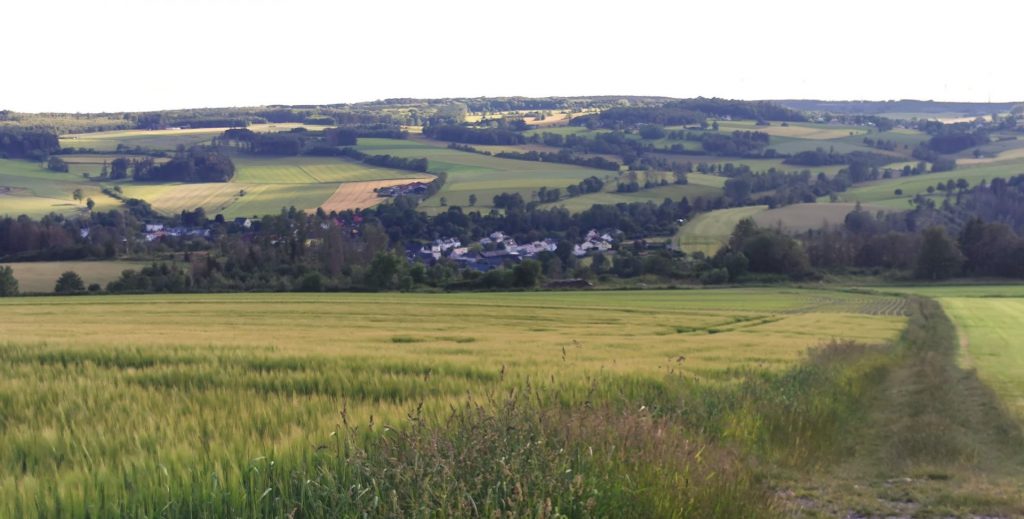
492,149,620,171
0,127,60,159
699,131,770,156
800,206,1024,280
784,148,896,168
131,148,235,182
337,147,429,173
220,128,308,155
423,125,526,145
572,98,806,129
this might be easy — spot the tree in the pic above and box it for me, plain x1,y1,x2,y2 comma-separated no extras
365,251,403,290
468,193,477,206
55,271,86,294
110,158,130,180
47,156,69,172
72,189,84,203
512,260,542,288
86,198,95,211
915,227,964,280
0,266,18,296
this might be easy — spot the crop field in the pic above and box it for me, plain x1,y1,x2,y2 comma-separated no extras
355,138,618,212
834,158,1024,208
318,179,428,213
0,288,909,516
1,261,151,293
752,202,890,231
59,124,318,152
217,183,344,218
121,182,250,215
60,128,224,151
673,205,768,255
232,155,429,184
717,120,869,140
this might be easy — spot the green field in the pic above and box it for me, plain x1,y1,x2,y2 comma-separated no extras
539,173,724,213
752,202,890,231
232,155,427,184
58,124,318,152
835,159,1024,208
880,285,1024,420
2,261,151,293
674,205,768,255
60,128,225,151
0,289,911,516
355,138,619,211
0,158,122,218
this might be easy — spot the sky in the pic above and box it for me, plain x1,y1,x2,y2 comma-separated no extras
2,0,1020,113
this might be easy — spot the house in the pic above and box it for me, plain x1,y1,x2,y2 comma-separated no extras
233,217,253,229
377,182,431,198
144,224,164,232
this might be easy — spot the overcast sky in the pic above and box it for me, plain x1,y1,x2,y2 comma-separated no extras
2,0,1019,113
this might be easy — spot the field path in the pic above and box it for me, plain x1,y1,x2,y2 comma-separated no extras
318,177,434,212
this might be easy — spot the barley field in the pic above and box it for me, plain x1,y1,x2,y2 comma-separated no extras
0,288,907,516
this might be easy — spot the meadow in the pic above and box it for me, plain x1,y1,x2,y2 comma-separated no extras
0,288,911,516
538,172,724,213
355,138,618,212
0,158,121,218
835,158,1024,208
752,202,889,232
880,284,1024,421
673,205,768,255
1,260,150,293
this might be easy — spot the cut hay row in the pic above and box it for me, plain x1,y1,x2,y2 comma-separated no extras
317,177,434,213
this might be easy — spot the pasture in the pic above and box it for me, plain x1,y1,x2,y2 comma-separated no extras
355,138,618,211
835,158,1024,208
539,173,724,213
0,288,909,516
673,205,768,255
752,202,890,232
1,261,151,293
0,158,121,218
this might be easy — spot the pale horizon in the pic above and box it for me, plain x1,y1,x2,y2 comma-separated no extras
2,0,1020,113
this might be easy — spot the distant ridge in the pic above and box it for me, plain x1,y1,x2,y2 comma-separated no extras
772,99,1022,115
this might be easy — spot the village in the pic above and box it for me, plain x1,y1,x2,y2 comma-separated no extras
408,229,618,271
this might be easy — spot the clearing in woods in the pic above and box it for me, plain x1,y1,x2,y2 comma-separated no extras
318,177,435,213
752,202,891,231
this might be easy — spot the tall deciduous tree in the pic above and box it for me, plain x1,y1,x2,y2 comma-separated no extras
0,266,18,296
55,271,86,294
915,227,964,280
